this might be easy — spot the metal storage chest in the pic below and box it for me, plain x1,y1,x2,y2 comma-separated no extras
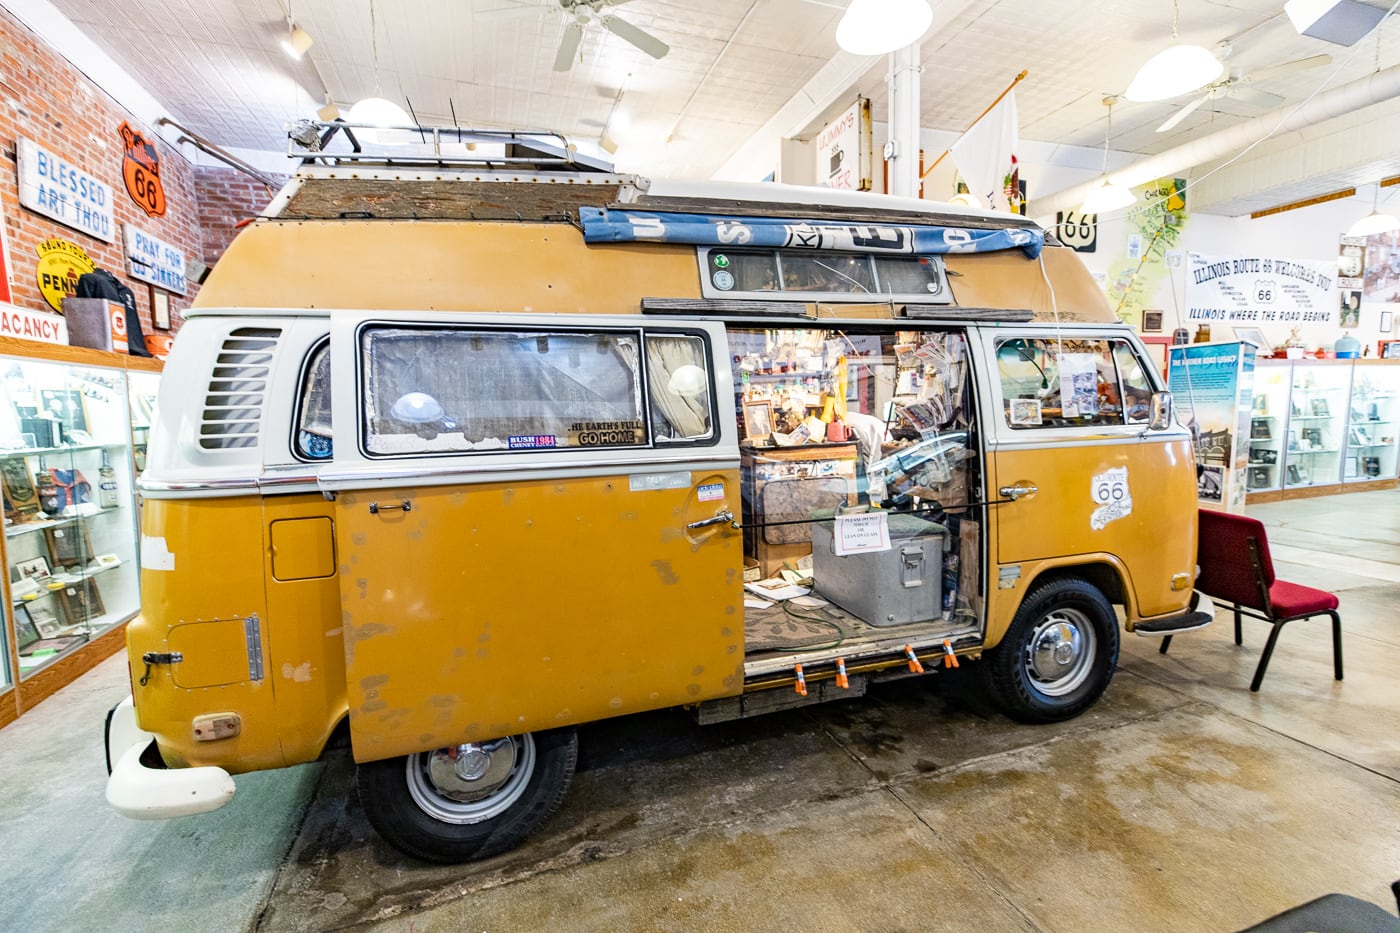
811,514,945,627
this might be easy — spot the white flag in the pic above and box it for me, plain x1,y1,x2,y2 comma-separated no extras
949,91,1019,212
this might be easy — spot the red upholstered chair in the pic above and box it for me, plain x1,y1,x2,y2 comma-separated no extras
1160,508,1342,692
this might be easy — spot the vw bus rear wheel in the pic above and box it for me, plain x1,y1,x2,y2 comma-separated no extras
983,577,1119,724
357,727,578,863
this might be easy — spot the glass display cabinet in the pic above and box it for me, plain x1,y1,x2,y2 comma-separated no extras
1246,361,1292,494
1,356,140,682
1283,360,1351,491
1344,362,1400,484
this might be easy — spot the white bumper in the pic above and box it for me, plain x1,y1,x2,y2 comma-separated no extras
104,694,236,819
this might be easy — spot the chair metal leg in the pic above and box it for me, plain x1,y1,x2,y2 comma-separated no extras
1250,619,1288,692
1329,610,1343,681
1159,634,1173,655
1234,606,1243,645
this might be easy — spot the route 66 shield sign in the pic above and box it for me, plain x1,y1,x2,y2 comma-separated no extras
119,121,166,217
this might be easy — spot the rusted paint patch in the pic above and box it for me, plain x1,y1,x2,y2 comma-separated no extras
360,674,389,691
354,622,393,641
502,488,515,505
650,559,680,585
351,531,367,547
453,646,467,658
659,527,682,544
691,665,705,676
476,647,489,659
428,695,456,708
725,605,736,615
685,683,701,697
721,627,733,637
620,511,638,522
361,699,387,713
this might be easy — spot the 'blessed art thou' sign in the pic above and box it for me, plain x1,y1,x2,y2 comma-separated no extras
16,138,116,243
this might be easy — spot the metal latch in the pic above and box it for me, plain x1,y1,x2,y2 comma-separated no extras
900,544,926,588
369,499,412,514
139,651,183,686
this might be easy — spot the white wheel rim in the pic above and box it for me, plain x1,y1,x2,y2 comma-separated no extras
1023,608,1097,697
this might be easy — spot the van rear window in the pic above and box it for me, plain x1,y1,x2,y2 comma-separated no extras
360,326,718,456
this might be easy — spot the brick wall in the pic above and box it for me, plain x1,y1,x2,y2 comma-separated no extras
193,166,284,268
0,6,279,342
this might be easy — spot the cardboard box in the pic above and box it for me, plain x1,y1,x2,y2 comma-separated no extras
61,297,128,353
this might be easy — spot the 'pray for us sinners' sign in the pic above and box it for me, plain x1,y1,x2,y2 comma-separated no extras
124,225,187,294
16,138,116,243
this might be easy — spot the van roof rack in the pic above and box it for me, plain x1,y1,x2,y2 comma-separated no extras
286,120,615,173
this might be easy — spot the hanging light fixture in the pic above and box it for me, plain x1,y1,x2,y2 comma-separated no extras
1124,0,1223,102
349,0,411,141
836,0,934,56
1081,97,1136,215
1345,183,1400,237
281,24,313,60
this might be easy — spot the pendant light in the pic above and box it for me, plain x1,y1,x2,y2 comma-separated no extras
835,0,934,56
348,0,411,141
1345,183,1400,237
1081,98,1135,215
1124,0,1223,102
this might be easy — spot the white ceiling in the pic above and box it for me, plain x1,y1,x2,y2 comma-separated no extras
17,0,1400,215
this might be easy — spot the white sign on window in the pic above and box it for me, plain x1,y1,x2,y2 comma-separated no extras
124,225,188,294
16,138,116,243
833,512,891,556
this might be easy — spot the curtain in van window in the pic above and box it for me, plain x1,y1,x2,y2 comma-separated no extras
646,335,711,441
362,327,646,455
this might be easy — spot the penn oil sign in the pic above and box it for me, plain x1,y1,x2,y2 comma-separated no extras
35,237,94,312
119,121,167,218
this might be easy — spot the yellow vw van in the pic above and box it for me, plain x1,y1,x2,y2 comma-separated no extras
104,127,1208,863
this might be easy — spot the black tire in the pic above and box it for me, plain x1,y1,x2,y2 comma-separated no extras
982,577,1119,724
357,727,577,863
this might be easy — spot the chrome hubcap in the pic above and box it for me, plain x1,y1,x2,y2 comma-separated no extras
407,734,536,824
1024,609,1096,697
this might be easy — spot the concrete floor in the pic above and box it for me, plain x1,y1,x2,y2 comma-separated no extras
2,490,1398,932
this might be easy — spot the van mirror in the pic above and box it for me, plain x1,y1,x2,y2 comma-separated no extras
1148,391,1173,431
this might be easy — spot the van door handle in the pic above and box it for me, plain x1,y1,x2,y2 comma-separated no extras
998,484,1038,501
369,499,412,514
687,510,738,530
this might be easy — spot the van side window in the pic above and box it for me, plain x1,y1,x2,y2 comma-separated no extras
361,326,648,456
646,333,714,443
295,341,333,460
997,337,1153,429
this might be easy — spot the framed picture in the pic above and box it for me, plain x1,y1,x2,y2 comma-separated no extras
44,522,93,570
57,578,103,627
1141,310,1163,333
12,604,40,649
1288,430,1300,451
1255,448,1278,464
15,556,50,581
1248,467,1270,489
1310,398,1330,417
1381,340,1400,360
742,400,774,441
1,457,39,521
37,389,88,437
1286,464,1303,485
1302,427,1323,447
152,290,171,330
1250,420,1272,439
27,601,63,638
1233,326,1269,352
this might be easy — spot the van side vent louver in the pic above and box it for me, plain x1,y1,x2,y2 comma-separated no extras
199,327,281,450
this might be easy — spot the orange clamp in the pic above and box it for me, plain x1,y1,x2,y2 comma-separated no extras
794,663,808,697
835,657,849,689
904,645,925,674
942,639,960,668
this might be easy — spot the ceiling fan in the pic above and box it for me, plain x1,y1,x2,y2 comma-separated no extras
1155,53,1332,133
481,0,669,71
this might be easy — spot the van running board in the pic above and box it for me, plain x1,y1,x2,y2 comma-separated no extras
1133,593,1215,637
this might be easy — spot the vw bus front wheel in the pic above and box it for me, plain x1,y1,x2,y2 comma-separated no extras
983,577,1119,724
357,727,578,863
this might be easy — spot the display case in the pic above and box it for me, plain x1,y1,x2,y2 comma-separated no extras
1,358,140,681
1284,359,1350,491
1245,361,1291,493
1247,359,1400,501
1343,361,1400,483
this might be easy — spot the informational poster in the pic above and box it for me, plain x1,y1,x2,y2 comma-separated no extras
1167,341,1257,512
1185,252,1335,329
